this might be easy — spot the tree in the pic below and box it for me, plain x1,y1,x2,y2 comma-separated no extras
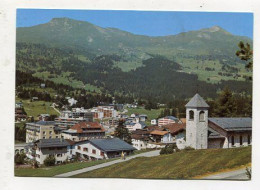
236,41,253,70
15,153,26,165
114,120,132,144
44,155,56,166
214,87,236,117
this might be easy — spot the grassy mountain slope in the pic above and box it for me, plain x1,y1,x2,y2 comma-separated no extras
73,146,251,179
16,18,252,101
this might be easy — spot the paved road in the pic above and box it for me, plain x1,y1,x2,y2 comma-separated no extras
202,167,250,180
55,150,160,177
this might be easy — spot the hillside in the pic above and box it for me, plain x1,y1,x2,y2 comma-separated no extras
16,17,253,102
73,146,251,179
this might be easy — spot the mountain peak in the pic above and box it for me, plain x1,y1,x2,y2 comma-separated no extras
200,25,231,35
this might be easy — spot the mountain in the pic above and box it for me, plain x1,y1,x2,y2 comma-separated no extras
17,17,251,58
16,17,252,102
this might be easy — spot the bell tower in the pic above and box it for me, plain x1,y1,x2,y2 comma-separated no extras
185,93,209,149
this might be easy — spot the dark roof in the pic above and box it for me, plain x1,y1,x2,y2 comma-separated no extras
88,138,136,152
36,121,56,125
36,138,70,148
209,118,252,131
185,93,209,108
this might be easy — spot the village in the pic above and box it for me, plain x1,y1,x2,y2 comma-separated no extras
15,93,252,167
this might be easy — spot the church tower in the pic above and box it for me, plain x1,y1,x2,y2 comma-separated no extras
185,93,209,149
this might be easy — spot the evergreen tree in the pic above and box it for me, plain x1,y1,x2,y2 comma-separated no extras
114,120,132,144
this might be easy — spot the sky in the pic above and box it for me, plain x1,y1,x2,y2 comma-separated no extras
17,9,253,39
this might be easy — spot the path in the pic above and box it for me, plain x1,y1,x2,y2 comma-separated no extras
202,167,250,180
55,150,160,177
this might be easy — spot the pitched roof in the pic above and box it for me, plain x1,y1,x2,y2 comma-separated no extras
69,122,105,133
150,130,169,136
145,125,162,131
162,123,186,135
185,93,209,108
88,138,136,152
208,118,252,131
131,134,151,141
36,138,70,148
208,128,225,139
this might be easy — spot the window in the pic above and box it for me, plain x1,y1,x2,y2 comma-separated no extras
78,146,81,150
83,148,88,152
56,136,58,138
199,111,205,121
49,136,52,139
189,110,194,120
43,137,46,139
43,131,46,135
57,153,62,157
248,135,251,145
240,136,243,145
92,149,96,154
49,131,53,135
100,151,104,156
231,136,235,146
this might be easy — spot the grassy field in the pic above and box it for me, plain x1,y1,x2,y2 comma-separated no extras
16,98,59,118
15,158,118,177
73,146,251,179
126,107,162,122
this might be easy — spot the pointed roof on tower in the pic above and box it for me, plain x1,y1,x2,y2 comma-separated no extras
185,93,209,108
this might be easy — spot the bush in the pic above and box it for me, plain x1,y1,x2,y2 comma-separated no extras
15,153,26,165
44,155,56,166
160,144,179,155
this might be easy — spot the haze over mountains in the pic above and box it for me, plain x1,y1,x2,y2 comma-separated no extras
16,17,252,101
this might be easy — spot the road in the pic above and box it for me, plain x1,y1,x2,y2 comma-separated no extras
55,150,160,177
202,167,250,180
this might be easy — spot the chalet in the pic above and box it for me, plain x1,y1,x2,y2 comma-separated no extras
26,138,71,165
61,122,105,142
38,114,50,121
125,121,146,132
73,138,136,160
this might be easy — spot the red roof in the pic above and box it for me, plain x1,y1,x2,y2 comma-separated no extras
162,123,186,135
70,122,105,133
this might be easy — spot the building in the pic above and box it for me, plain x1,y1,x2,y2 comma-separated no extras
73,138,136,160
68,98,78,106
150,130,173,143
125,121,146,132
61,122,105,142
185,93,252,149
131,130,151,150
151,119,157,125
38,114,50,121
91,106,118,119
26,121,62,143
55,108,93,129
158,116,179,126
26,138,71,165
15,108,27,122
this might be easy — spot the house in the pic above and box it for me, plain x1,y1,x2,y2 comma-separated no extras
38,114,50,121
150,130,173,143
61,122,105,142
73,138,136,160
125,121,146,132
15,102,23,109
68,98,78,106
162,123,186,149
131,130,151,150
151,119,157,125
158,116,180,126
25,138,71,165
185,93,252,149
31,97,38,101
40,83,46,88
26,121,62,143
15,108,27,122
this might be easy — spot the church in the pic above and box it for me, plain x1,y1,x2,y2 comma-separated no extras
184,93,252,149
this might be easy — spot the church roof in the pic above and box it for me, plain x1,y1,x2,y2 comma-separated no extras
185,93,209,108
208,118,252,131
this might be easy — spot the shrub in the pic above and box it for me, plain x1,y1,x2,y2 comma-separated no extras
44,155,56,166
160,144,179,155
15,153,26,165
245,167,251,179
